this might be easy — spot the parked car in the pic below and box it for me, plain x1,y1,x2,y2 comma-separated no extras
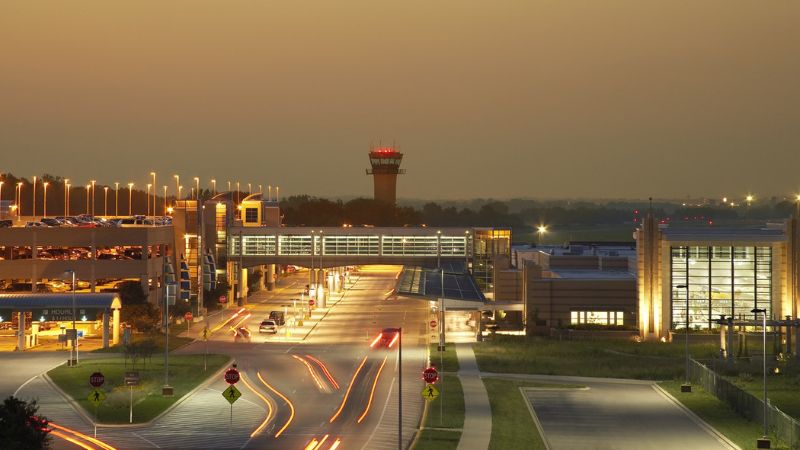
40,218,62,227
25,221,48,227
259,320,278,334
268,311,285,326
0,220,12,228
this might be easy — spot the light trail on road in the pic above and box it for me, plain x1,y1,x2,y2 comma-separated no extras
49,429,95,450
257,371,295,438
49,422,116,450
239,372,274,437
357,356,387,424
305,354,339,390
329,355,368,423
292,355,326,391
210,307,248,334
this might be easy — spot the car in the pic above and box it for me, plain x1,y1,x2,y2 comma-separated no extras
234,326,251,341
268,311,285,326
0,220,12,228
371,328,401,348
259,320,278,334
25,221,48,227
40,218,62,227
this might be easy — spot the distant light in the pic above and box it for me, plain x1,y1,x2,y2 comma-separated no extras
81,315,87,321
722,197,727,203
40,316,46,322
537,226,547,233
746,195,753,202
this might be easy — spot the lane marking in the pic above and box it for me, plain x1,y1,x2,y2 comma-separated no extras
357,356,388,424
13,374,38,397
256,371,295,438
329,355,368,423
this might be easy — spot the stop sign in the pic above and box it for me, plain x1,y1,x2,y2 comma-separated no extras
184,311,193,321
429,320,437,329
423,367,439,384
309,299,315,306
219,295,227,304
89,372,105,388
224,368,240,384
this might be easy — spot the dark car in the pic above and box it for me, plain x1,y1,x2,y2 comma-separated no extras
0,220,12,228
234,327,251,341
268,311,285,326
40,218,62,227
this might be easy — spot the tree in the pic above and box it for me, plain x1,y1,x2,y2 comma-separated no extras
118,281,159,332
0,396,51,450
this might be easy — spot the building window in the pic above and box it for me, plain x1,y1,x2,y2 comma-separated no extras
670,245,772,330
570,311,624,326
244,208,258,224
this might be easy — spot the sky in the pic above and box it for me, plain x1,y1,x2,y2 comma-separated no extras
1,1,799,200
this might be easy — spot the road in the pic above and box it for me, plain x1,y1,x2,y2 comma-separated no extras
522,377,736,450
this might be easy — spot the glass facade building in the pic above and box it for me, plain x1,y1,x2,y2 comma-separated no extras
670,245,772,330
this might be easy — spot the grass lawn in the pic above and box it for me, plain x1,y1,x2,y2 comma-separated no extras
724,374,800,420
414,429,462,450
92,329,194,353
429,343,459,373
475,335,720,380
48,354,229,424
414,375,465,450
659,380,789,450
483,378,581,450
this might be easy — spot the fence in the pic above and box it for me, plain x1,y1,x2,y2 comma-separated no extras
690,358,800,448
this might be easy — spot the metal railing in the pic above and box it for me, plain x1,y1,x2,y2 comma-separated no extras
690,358,800,448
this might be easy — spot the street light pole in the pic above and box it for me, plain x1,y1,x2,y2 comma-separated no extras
65,181,70,217
43,182,48,217
677,284,691,392
32,176,36,218
752,307,770,449
128,183,134,215
398,327,403,450
104,187,109,217
90,180,96,216
114,182,119,216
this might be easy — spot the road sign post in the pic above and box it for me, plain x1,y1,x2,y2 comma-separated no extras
185,311,193,334
124,371,140,423
88,372,105,437
223,367,241,434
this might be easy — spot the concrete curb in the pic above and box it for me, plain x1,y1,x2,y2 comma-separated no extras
652,383,741,450
519,387,552,450
42,355,234,429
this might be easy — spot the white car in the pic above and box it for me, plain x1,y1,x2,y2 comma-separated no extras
259,319,278,334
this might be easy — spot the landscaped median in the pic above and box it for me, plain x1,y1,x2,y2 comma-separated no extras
414,374,465,450
48,354,229,424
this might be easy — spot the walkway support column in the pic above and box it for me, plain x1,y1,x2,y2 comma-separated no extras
112,308,120,345
239,267,248,301
266,264,276,291
102,309,110,349
17,311,26,351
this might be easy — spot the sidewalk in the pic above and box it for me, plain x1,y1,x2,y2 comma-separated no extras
455,343,492,450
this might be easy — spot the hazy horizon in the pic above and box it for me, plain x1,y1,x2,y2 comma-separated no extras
2,1,799,200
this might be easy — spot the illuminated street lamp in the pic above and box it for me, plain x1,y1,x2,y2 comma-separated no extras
128,183,134,215
85,184,90,214
90,180,96,216
211,179,217,196
227,180,231,194
258,184,262,194
150,172,157,220
276,186,280,202
537,225,548,245
0,181,3,219
32,176,37,217
42,182,49,217
268,185,272,201
178,186,183,203
247,183,251,196
194,177,200,200
147,184,152,217
114,182,119,216
746,195,754,207
65,181,70,216
236,181,240,205
752,307,771,449
104,187,109,216
173,175,180,204
17,182,23,217
163,186,168,215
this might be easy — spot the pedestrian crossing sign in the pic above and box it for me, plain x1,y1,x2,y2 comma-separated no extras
88,388,106,406
222,384,242,405
202,327,209,341
421,385,439,401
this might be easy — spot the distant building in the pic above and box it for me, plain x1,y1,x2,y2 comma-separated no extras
366,146,405,204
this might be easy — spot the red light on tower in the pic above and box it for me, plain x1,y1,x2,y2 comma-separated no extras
366,145,405,205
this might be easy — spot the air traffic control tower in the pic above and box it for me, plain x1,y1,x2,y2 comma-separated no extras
366,146,405,204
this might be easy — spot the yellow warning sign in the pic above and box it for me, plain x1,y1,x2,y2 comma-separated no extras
88,388,106,406
222,384,242,405
421,385,439,401
202,327,209,341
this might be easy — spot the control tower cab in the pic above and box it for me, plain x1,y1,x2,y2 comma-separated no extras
366,146,405,205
